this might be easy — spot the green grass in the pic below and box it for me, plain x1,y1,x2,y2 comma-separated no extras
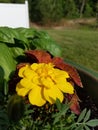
45,28,98,72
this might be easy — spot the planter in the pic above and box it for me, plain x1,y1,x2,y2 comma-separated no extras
78,68,98,108
66,60,98,130
66,60,98,107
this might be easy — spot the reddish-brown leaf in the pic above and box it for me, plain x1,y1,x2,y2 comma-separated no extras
25,50,52,63
52,57,83,87
16,63,28,70
66,93,81,115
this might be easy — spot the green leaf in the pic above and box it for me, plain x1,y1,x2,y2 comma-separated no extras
83,110,91,122
77,108,87,123
15,27,35,38
31,30,63,57
64,124,76,130
52,103,69,124
9,47,24,59
0,27,18,43
0,27,14,43
86,119,98,127
4,80,9,95
24,109,34,116
0,27,63,58
0,107,9,126
84,125,90,130
0,27,31,45
0,43,16,81
75,125,84,130
0,66,4,91
32,38,62,57
55,98,62,111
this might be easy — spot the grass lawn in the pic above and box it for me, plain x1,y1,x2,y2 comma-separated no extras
44,28,98,72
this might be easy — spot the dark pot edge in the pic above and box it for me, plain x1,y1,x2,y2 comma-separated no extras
65,59,98,107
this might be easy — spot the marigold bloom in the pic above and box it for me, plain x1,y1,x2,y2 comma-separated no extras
16,63,74,106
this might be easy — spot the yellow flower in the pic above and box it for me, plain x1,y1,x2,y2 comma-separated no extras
16,63,74,106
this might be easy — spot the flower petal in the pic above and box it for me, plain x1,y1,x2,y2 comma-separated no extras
18,64,29,77
16,83,29,97
43,86,64,104
28,86,46,106
31,63,39,71
23,67,37,79
57,81,74,94
20,78,33,89
41,77,54,88
54,76,74,94
16,78,34,96
50,68,74,94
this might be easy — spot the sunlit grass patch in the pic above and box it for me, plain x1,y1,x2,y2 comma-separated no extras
46,28,98,72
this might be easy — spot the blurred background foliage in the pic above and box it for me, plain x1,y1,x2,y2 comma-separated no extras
28,0,98,24
0,0,25,3
0,0,98,25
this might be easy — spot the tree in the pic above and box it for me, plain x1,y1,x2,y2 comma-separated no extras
28,0,97,24
79,0,86,17
29,0,64,24
96,2,98,26
63,0,79,18
75,0,95,18
28,0,42,23
84,3,94,17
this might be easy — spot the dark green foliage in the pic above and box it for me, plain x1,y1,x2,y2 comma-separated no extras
8,99,98,130
28,0,42,23
84,3,94,17
96,2,98,26
38,0,63,23
0,0,25,3
7,94,25,122
0,0,11,3
63,0,79,18
0,106,9,130
29,0,64,24
0,44,16,82
11,0,25,3
29,0,97,24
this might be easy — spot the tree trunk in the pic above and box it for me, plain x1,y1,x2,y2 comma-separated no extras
80,0,86,18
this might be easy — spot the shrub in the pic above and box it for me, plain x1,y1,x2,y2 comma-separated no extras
63,0,79,19
29,0,64,25
84,3,94,17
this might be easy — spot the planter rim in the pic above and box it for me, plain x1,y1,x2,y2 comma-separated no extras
65,59,98,80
